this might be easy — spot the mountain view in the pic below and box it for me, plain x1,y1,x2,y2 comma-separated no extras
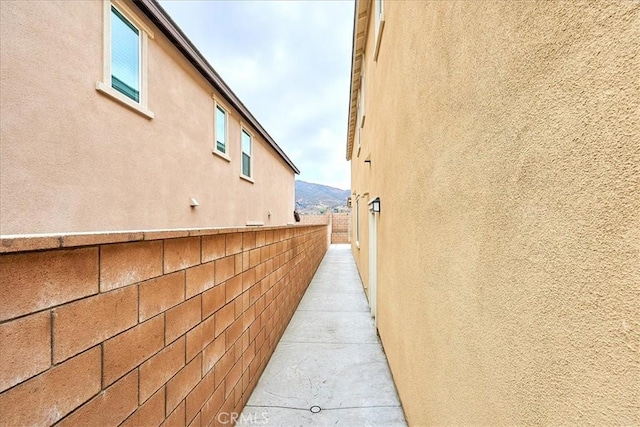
295,180,351,214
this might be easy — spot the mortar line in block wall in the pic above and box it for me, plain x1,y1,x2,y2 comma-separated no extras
182,393,187,425
100,343,105,390
0,226,328,426
136,282,141,328
161,240,165,275
135,365,141,419
182,270,187,301
97,244,101,293
2,246,100,332
50,310,55,368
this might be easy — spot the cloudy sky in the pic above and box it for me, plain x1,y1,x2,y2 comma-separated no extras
160,0,354,190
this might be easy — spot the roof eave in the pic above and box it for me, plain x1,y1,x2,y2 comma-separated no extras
346,0,369,161
135,0,300,175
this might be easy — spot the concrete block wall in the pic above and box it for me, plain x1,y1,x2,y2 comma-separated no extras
298,214,330,225
299,213,351,244
330,213,351,244
0,225,328,426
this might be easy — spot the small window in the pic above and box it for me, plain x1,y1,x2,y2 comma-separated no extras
360,58,366,127
356,197,360,247
96,0,153,119
215,105,227,154
360,75,366,127
374,0,385,60
111,6,140,102
241,129,252,178
356,97,362,155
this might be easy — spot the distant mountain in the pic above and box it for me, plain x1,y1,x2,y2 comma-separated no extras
295,180,351,214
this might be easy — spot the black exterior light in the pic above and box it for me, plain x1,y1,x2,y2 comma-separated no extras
369,197,381,213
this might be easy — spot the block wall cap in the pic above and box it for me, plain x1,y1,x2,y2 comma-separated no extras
0,224,327,254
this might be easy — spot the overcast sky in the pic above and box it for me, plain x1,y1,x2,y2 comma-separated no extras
160,0,354,190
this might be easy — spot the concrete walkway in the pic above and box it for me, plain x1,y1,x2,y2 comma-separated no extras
239,244,406,426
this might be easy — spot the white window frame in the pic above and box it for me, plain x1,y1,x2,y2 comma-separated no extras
213,101,231,161
355,196,360,248
374,0,385,61
96,0,154,119
356,99,362,156
360,56,366,127
240,126,254,183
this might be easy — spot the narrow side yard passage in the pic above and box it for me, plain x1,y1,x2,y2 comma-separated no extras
239,244,406,426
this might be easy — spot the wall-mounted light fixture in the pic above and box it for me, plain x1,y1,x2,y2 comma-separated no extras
190,197,200,207
369,197,380,213
364,159,371,164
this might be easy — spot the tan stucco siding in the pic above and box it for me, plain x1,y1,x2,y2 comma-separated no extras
351,1,639,425
0,0,294,234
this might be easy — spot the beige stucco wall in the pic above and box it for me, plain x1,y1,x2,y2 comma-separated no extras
0,0,295,235
351,1,639,425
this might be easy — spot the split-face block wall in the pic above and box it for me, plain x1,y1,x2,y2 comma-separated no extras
299,213,351,244
0,225,328,426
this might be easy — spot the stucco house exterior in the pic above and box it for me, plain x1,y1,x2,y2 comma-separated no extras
347,1,639,425
0,3,331,425
0,0,298,235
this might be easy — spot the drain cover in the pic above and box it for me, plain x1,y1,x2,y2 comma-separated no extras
310,405,322,414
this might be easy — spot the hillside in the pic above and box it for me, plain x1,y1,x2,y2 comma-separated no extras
295,180,351,214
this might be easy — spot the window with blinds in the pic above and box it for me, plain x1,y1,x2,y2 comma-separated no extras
111,6,140,102
216,105,227,154
241,129,252,178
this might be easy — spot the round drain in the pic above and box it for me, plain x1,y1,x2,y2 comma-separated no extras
310,405,322,414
